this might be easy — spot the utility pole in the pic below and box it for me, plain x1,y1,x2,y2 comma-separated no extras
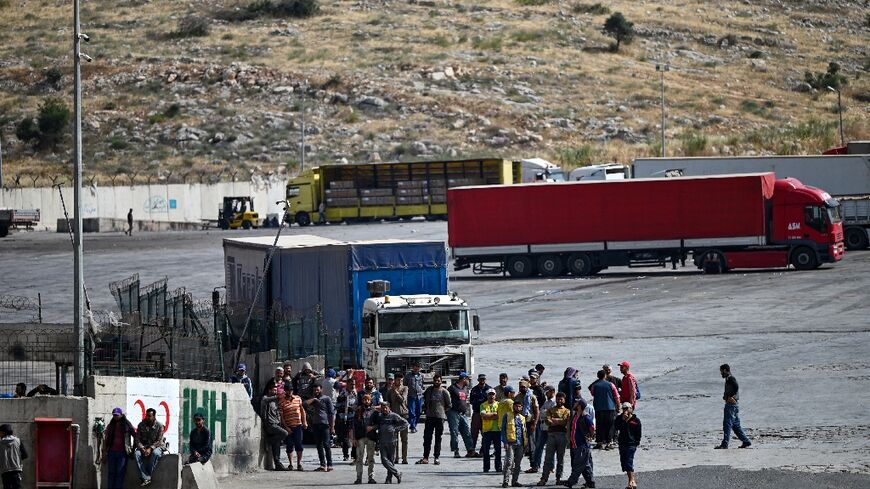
828,86,845,147
299,82,306,172
656,64,669,158
0,136,4,189
73,0,92,395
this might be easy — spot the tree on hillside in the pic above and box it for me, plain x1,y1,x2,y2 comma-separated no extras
15,97,70,150
603,12,634,52
804,62,848,91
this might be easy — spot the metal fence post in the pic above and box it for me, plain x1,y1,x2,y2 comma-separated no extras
116,320,123,375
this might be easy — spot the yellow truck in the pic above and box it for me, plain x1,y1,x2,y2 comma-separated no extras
285,158,520,226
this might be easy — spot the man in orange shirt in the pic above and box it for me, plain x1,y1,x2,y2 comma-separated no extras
279,387,308,471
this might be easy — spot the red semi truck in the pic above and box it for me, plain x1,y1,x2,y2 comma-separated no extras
447,173,844,276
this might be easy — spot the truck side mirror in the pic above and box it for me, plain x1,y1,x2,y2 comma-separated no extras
362,315,373,337
472,314,480,332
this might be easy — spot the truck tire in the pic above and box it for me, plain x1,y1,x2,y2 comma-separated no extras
790,246,818,270
700,250,726,274
506,255,535,278
295,212,311,226
218,219,229,230
844,228,869,250
242,220,252,230
537,254,564,277
0,224,8,238
566,253,593,276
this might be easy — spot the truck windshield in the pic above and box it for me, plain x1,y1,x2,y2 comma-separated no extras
826,202,842,224
378,310,469,347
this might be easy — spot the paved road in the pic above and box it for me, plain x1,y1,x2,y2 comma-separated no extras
2,223,870,478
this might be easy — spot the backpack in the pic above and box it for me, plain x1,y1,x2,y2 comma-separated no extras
634,378,641,400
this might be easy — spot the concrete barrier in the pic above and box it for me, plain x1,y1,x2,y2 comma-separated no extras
100,453,182,489
56,218,204,233
181,460,219,489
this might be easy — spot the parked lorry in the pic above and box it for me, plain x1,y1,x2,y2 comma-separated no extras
632,153,870,249
0,208,40,238
285,158,521,226
448,173,844,276
568,163,629,181
519,158,566,182
223,235,478,381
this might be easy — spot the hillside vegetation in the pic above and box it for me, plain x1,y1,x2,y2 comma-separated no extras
0,0,868,185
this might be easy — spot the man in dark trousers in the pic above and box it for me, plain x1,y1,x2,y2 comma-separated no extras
126,209,133,236
187,413,212,464
0,424,28,489
417,374,451,465
715,364,752,449
102,407,136,489
374,402,409,484
564,398,595,489
261,385,288,471
589,369,621,450
614,402,641,489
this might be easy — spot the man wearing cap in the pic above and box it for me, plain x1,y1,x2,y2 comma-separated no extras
715,364,751,450
323,368,339,402
531,385,556,478
385,373,410,464
494,373,509,401
135,407,166,486
264,367,287,397
618,362,637,410
614,402,641,489
496,385,517,436
589,370,621,450
564,398,595,489
517,380,540,472
102,408,136,489
529,372,545,408
403,364,425,433
447,372,477,458
479,389,501,473
230,363,253,400
187,413,213,465
374,402,409,484
261,385,289,471
280,385,307,470
469,374,492,453
501,399,528,488
558,368,580,409
418,374,451,465
537,391,570,486
534,364,546,385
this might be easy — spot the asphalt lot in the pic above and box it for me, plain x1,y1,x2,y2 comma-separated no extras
2,222,870,483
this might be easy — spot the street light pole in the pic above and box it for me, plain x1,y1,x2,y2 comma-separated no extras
656,64,669,157
299,82,306,172
827,86,845,147
0,137,4,189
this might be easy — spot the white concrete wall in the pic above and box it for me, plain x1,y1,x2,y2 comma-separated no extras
0,179,288,231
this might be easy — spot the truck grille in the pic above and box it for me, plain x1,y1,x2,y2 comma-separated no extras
385,354,466,378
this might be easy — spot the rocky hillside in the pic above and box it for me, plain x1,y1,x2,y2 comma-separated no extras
0,0,868,185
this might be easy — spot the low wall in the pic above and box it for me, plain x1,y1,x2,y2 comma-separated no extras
0,376,260,489
56,218,204,233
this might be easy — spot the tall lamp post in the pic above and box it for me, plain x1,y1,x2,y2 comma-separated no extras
656,64,669,157
827,86,845,147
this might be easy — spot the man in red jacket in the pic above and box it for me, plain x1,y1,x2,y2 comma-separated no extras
618,361,637,409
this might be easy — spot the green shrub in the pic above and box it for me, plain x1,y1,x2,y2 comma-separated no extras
109,135,129,150
472,36,503,51
273,0,320,18
173,15,210,38
804,62,847,91
36,97,70,148
44,66,63,86
164,103,181,118
558,145,599,167
15,118,40,143
681,132,708,156
573,3,609,15
747,50,764,59
516,0,549,5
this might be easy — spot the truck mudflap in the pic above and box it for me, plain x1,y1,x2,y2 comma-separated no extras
825,242,845,262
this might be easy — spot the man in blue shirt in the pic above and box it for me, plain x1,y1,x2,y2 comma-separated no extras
564,398,595,488
469,373,492,453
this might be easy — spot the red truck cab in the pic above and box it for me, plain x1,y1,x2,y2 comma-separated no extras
770,178,844,268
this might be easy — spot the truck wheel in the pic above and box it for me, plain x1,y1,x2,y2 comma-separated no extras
242,220,252,230
506,256,535,278
844,228,869,250
218,219,229,230
537,254,564,277
700,250,726,274
295,212,311,226
0,224,8,238
791,246,817,270
567,253,592,276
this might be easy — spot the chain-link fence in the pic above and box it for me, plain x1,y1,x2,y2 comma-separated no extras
0,325,75,396
0,293,43,323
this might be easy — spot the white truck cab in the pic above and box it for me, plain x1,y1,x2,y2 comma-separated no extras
520,158,566,183
360,281,478,383
569,164,629,181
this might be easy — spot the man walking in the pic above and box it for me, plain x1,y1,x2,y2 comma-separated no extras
135,407,165,486
102,408,136,489
187,413,212,465
501,400,527,488
306,384,336,472
417,374,451,465
589,369,621,450
614,402,641,489
715,364,751,449
0,424,28,489
336,378,358,462
261,386,288,471
469,373,491,453
537,391,570,486
354,394,377,484
375,402,409,484
385,373,410,464
403,363,425,433
448,372,477,458
564,398,595,489
280,386,307,470
479,389,501,473
618,361,637,410
126,209,133,236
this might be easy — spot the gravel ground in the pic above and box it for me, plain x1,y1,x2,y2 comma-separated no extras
2,222,870,485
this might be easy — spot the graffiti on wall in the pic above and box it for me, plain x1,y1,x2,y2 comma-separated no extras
181,387,228,454
126,378,181,452
144,196,167,213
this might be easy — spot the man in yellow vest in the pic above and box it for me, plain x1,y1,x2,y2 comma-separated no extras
501,398,527,488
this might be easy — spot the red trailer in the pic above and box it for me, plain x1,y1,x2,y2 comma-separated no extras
447,173,844,276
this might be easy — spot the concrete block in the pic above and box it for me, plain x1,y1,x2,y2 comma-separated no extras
181,460,218,489
100,452,181,489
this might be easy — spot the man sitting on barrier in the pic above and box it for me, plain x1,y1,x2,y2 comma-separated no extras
135,407,166,486
187,413,213,465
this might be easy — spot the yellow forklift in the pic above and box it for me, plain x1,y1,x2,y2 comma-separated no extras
218,196,259,230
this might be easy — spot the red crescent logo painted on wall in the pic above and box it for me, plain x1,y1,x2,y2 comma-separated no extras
134,399,146,421
159,401,171,433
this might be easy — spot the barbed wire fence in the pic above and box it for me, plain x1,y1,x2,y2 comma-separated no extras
0,293,43,323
